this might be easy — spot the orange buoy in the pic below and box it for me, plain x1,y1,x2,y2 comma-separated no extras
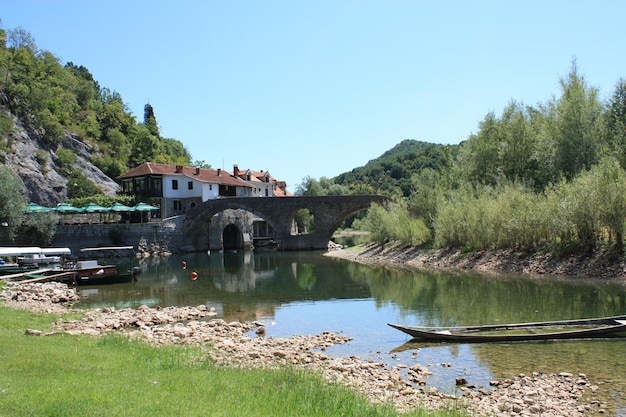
191,271,198,281
182,261,187,270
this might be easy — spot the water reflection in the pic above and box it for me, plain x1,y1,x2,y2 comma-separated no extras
74,251,626,415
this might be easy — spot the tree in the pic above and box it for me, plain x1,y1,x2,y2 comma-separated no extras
0,165,27,241
604,78,626,169
552,61,603,179
456,101,543,188
193,160,212,169
456,112,502,186
20,212,58,246
0,19,6,49
293,208,314,234
295,176,323,196
7,26,37,51
129,125,159,166
409,168,442,230
143,103,160,137
587,157,626,249
365,203,392,248
67,172,101,199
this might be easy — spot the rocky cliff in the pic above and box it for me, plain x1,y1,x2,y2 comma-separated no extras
2,115,119,207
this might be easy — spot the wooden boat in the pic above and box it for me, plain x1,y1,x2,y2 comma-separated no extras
21,269,80,284
56,246,140,285
388,315,626,343
60,260,140,286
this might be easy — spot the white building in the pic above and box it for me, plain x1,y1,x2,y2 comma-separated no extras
117,162,291,219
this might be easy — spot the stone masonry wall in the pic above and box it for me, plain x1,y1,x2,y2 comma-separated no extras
52,217,186,254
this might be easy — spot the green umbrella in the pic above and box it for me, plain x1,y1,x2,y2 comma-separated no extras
133,202,159,211
54,202,83,213
109,202,135,212
25,202,52,213
133,202,159,223
81,202,110,213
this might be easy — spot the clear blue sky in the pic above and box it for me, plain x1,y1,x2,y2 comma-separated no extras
3,1,626,191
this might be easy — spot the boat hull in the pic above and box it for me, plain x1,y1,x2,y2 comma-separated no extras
70,272,135,286
389,316,626,343
63,265,139,286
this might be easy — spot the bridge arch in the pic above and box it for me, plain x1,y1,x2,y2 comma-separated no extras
222,223,243,250
182,195,389,251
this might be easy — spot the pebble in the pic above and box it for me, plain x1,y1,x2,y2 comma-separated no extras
1,282,604,416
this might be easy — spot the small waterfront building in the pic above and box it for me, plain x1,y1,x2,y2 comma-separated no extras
117,162,291,220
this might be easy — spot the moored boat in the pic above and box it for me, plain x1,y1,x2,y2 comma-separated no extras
61,260,141,286
0,263,41,276
388,315,626,343
0,247,71,269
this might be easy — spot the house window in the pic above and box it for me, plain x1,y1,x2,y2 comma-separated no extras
188,181,193,190
173,200,182,211
172,179,178,190
209,184,212,190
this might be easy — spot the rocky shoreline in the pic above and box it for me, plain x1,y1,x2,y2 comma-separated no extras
1,281,606,416
325,242,626,278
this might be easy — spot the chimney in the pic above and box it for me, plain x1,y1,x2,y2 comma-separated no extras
195,167,200,175
217,168,221,176
175,165,183,173
233,165,239,176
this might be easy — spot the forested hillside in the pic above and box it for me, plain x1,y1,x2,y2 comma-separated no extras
0,21,196,243
295,140,457,198
334,140,457,197
0,23,191,202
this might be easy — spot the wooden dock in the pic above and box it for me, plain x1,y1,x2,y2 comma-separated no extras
0,268,75,284
18,271,76,284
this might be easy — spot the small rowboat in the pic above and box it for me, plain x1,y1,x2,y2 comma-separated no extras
388,315,626,343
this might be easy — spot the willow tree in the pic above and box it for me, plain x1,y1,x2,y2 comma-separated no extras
604,78,626,170
551,61,604,180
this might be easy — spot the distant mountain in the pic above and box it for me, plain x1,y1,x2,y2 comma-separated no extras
334,139,458,196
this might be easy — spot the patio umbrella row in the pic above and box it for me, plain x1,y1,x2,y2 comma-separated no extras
25,202,158,214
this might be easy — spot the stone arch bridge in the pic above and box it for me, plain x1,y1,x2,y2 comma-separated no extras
182,195,389,251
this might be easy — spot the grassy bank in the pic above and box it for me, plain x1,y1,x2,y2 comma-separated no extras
0,306,465,417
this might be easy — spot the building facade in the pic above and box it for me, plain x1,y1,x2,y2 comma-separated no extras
117,162,291,220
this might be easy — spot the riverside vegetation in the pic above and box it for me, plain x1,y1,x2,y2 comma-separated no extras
299,63,626,266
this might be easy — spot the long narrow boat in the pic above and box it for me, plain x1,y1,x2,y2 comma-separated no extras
388,315,626,343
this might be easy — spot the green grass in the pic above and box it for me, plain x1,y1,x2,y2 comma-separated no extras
0,305,466,417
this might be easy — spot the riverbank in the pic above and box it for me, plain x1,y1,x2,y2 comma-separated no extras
326,242,626,278
0,281,605,416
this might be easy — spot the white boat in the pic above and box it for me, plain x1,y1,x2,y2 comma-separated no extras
0,247,71,266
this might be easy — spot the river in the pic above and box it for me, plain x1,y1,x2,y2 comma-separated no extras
73,250,626,415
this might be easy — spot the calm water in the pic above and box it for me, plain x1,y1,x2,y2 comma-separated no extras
75,250,626,415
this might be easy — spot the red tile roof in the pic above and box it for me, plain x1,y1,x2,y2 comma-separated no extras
229,165,292,196
117,162,252,188
274,181,292,197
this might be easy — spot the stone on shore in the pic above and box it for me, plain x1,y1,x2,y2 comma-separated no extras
0,281,604,416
